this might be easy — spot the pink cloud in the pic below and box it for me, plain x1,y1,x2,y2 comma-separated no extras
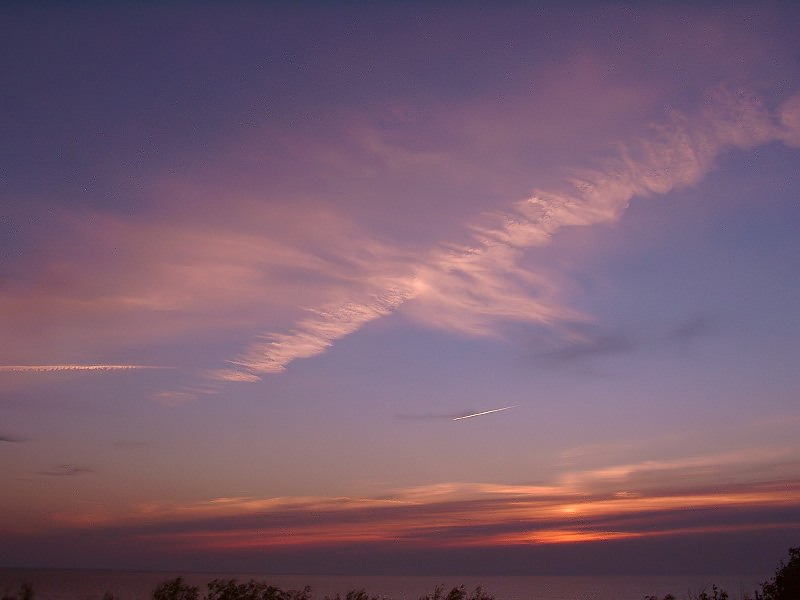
233,88,793,374
29,444,800,554
3,82,798,382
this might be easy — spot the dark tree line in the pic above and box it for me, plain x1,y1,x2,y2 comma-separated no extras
645,547,800,600
146,548,800,600
3,546,799,600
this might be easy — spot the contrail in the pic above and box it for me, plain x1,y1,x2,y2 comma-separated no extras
0,365,169,373
226,89,800,378
453,405,520,421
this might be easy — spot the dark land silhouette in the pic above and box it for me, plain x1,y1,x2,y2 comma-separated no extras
2,547,798,600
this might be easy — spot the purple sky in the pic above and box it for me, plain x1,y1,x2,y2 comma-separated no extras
2,2,800,575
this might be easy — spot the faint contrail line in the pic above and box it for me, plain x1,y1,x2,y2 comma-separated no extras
453,405,520,421
0,365,170,373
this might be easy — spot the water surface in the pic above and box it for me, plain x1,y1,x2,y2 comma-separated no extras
0,570,763,600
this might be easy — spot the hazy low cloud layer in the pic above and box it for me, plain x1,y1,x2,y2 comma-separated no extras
8,445,798,572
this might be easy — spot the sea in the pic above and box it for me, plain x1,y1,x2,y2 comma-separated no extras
0,570,764,600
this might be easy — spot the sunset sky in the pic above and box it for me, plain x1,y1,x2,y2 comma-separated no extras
2,2,800,576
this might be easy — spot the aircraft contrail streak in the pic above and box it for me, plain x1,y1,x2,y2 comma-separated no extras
0,365,169,372
452,405,520,421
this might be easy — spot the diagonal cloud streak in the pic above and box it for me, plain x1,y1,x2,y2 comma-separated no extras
216,87,800,380
227,283,414,376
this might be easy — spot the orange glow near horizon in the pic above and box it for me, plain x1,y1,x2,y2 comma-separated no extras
55,478,798,554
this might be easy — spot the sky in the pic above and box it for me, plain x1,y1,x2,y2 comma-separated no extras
1,1,800,577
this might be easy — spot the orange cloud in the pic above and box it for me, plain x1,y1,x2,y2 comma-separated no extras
39,447,800,555
126,481,800,553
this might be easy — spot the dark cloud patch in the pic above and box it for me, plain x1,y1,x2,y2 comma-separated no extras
539,314,718,366
0,434,26,443
666,314,718,343
37,464,96,477
542,331,638,363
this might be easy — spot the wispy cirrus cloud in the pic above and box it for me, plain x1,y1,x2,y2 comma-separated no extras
5,88,798,388
0,211,361,363
222,88,800,379
222,280,415,377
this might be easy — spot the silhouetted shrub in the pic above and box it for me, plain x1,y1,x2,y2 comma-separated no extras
417,586,493,600
323,589,381,600
281,585,312,600
135,550,797,600
206,579,262,600
760,547,800,600
466,586,494,600
205,580,312,600
693,585,728,600
153,577,199,600
0,583,33,600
